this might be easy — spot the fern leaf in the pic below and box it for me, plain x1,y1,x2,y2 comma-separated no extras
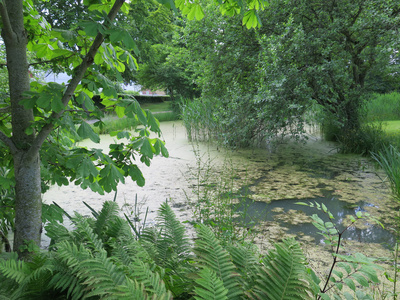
71,215,104,253
252,238,315,300
114,278,148,299
47,242,92,299
0,253,30,284
194,224,243,300
194,267,228,300
79,251,126,298
227,244,262,293
129,260,171,298
94,201,120,238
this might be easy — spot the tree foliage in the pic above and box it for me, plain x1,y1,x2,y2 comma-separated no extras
180,0,400,147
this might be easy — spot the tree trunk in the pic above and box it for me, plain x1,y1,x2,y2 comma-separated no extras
13,152,42,254
1,0,42,256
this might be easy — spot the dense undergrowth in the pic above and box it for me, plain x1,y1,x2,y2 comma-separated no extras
0,200,384,299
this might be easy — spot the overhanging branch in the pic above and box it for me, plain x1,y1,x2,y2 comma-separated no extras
27,0,126,159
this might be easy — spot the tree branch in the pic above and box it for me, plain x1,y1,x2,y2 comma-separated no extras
27,0,126,159
0,130,17,154
28,54,76,67
0,2,14,40
0,106,11,114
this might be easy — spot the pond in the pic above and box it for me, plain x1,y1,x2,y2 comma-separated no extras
43,121,398,253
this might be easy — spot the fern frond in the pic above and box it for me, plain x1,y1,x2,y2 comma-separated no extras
141,202,191,271
0,252,30,284
79,251,126,298
194,267,228,300
47,241,92,299
129,260,172,298
94,201,120,238
227,244,262,293
70,215,104,253
114,278,148,299
194,224,243,300
156,202,191,256
251,238,315,300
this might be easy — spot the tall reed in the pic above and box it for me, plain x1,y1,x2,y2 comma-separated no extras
372,144,400,201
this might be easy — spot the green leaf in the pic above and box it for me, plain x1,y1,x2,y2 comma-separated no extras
320,293,331,300
352,273,369,287
115,106,125,118
128,165,145,187
147,111,160,133
127,54,138,71
79,21,99,37
77,122,100,143
78,157,99,179
356,211,362,218
160,141,169,158
51,96,64,113
242,10,259,29
135,102,147,125
37,93,51,110
141,138,154,159
109,28,125,43
344,278,356,291
343,292,353,300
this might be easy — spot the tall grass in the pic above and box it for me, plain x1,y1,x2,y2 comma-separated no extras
366,92,400,122
372,145,400,201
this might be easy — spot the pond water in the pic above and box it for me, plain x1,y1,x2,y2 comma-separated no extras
43,121,398,252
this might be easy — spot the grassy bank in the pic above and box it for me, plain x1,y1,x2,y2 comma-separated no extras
365,92,400,150
92,101,179,135
366,92,400,122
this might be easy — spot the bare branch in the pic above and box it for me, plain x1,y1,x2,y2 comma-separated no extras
0,130,17,154
28,54,76,67
28,0,126,158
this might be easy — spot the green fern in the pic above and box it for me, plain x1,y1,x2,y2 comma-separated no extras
70,214,104,253
113,278,149,299
79,251,127,298
194,224,243,300
47,241,93,299
129,260,172,298
0,252,30,284
227,244,262,294
140,202,193,298
251,238,316,300
194,267,228,300
141,202,191,268
94,201,120,238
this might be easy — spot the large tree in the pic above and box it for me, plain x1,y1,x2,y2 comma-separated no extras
180,0,400,147
0,0,266,258
257,0,400,134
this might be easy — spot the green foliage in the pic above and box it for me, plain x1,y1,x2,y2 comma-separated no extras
335,123,388,155
0,167,14,253
366,92,400,123
0,200,320,299
252,238,316,300
372,145,400,201
296,201,383,299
